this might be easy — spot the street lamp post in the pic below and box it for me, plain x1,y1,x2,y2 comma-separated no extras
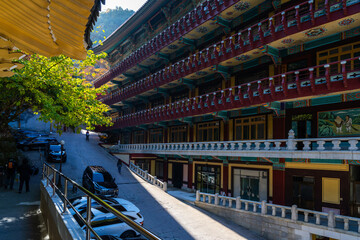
57,140,65,188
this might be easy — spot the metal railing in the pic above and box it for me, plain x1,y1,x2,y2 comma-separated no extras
42,163,161,240
195,191,360,234
129,163,167,192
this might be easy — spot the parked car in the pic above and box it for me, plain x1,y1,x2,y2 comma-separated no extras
73,207,139,239
17,137,59,151
14,130,48,142
45,144,66,162
69,196,144,226
82,166,118,197
98,133,109,143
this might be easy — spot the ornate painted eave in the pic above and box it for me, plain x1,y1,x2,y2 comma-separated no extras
0,0,104,77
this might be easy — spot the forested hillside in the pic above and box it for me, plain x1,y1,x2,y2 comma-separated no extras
91,7,135,45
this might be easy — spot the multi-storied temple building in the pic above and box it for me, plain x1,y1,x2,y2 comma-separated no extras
93,0,360,217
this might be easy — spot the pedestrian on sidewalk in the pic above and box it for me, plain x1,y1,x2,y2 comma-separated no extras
18,158,32,193
86,130,90,141
117,159,122,174
4,158,17,190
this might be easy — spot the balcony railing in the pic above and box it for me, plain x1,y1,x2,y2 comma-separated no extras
94,0,242,88
196,191,360,235
98,57,360,130
98,0,359,100
111,130,360,160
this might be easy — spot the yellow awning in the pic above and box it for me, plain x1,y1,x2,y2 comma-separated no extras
0,0,103,77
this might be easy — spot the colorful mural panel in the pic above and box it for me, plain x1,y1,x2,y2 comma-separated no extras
318,108,360,137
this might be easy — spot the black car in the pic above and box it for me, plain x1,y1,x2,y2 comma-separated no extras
82,166,118,197
45,144,67,162
18,137,59,151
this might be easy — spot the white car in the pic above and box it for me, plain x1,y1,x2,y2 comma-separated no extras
69,196,144,226
75,208,139,239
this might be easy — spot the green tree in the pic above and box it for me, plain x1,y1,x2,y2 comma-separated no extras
0,50,112,133
91,7,135,44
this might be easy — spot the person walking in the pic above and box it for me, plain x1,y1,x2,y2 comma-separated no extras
18,158,32,193
4,158,16,190
86,130,90,141
117,159,122,174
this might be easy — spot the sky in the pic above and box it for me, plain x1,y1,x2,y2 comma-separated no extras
102,0,147,12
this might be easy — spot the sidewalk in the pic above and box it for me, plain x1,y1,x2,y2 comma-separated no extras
0,150,47,240
167,188,197,204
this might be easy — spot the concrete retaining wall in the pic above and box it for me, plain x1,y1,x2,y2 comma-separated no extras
195,202,360,240
40,180,85,240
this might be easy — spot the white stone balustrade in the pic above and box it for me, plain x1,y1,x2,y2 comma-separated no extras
129,163,167,192
196,190,360,234
113,130,360,161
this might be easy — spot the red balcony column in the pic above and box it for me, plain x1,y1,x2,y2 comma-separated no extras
204,94,210,111
295,5,301,31
191,97,197,114
258,23,265,45
269,17,275,39
324,64,331,90
237,86,244,105
228,36,235,53
228,88,234,106
181,100,186,114
220,40,225,57
257,81,264,102
215,0,220,11
342,0,348,15
281,74,288,97
212,45,218,65
281,12,288,35
212,92,218,109
247,83,253,103
193,54,199,71
247,28,253,49
325,0,330,21
341,61,348,87
220,90,225,107
237,32,243,53
309,68,316,93
201,3,207,21
199,51,204,66
198,96,204,112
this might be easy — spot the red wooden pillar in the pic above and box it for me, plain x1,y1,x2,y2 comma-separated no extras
223,164,229,195
272,159,285,205
188,160,193,189
223,121,229,141
273,116,286,139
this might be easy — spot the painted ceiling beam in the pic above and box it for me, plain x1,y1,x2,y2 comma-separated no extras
137,96,149,103
213,64,232,80
156,88,170,97
214,16,232,33
180,37,196,49
156,52,170,62
180,78,196,89
137,64,151,74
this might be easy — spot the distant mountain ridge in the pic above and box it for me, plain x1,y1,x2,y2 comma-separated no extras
91,7,135,46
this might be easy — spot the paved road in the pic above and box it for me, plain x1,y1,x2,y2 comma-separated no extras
57,131,263,240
